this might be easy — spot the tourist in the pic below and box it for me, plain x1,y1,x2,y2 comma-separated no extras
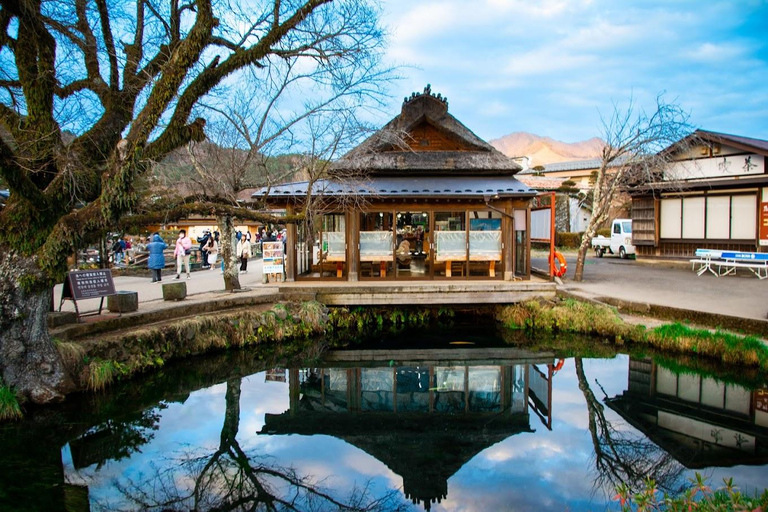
110,238,124,266
125,237,134,263
237,235,252,273
197,229,211,268
147,233,167,283
207,232,219,269
174,229,192,280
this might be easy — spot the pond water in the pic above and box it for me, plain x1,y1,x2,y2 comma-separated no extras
1,327,767,511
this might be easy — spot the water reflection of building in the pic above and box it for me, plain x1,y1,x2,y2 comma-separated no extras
260,348,555,510
606,358,768,468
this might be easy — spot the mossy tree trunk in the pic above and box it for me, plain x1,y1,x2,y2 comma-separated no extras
0,250,73,402
217,214,241,291
0,0,384,404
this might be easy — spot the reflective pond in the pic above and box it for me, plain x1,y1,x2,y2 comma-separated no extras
1,328,767,511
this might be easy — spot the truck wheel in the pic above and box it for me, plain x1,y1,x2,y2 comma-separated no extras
619,246,626,259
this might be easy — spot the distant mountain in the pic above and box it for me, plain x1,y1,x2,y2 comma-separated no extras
489,132,604,167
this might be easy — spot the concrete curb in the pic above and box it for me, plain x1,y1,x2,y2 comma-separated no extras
53,291,280,341
558,289,768,338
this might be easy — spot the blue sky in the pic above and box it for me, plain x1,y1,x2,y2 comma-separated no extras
376,0,768,143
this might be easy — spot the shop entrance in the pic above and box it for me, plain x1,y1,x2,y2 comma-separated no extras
395,211,430,279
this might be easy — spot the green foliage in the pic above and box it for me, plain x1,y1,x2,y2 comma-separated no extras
648,323,768,369
497,299,768,372
615,473,768,511
596,227,611,237
88,359,127,391
555,231,584,248
0,384,23,421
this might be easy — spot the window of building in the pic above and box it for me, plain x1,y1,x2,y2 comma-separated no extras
661,194,756,240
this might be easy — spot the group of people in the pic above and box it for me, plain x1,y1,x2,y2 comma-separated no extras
109,237,134,265
143,228,257,283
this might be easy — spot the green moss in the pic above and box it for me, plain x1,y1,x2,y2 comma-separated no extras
0,385,23,421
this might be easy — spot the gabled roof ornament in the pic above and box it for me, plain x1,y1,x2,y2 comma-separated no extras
403,83,448,108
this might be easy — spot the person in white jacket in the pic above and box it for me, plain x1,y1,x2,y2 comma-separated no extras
237,237,252,273
174,229,193,279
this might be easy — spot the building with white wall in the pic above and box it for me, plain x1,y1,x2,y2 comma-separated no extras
630,130,768,259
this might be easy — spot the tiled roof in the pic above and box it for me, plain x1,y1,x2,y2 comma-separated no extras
697,130,768,153
253,176,535,200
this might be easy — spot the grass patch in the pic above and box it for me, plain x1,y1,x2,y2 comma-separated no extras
0,384,23,421
497,299,768,372
87,359,124,392
53,338,87,373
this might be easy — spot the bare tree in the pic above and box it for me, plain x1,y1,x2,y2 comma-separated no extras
106,377,406,511
0,0,389,404
572,96,694,281
574,358,685,497
181,52,389,290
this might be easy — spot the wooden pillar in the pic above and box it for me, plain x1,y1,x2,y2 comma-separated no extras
285,203,297,282
347,210,359,281
503,199,514,281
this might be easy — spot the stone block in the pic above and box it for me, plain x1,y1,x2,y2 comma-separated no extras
48,311,78,328
108,291,139,313
162,282,187,301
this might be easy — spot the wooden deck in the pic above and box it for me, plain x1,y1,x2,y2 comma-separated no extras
275,278,556,306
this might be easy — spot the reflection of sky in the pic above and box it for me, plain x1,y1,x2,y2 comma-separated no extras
63,356,768,511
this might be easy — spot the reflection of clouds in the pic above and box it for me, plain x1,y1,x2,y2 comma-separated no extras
63,360,768,511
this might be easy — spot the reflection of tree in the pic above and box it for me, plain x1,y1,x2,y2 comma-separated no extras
106,378,404,511
574,358,684,495
71,407,163,470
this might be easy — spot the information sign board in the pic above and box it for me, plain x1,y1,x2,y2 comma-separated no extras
760,202,768,247
59,269,116,317
262,241,285,274
63,269,116,300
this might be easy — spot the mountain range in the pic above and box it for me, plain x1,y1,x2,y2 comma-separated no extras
489,132,604,167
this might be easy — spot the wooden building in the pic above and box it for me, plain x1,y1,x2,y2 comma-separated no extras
260,346,554,510
630,130,768,259
606,358,768,468
255,86,536,282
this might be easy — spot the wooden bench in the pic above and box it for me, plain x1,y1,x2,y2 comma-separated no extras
691,249,768,279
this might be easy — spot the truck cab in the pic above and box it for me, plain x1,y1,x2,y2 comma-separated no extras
591,219,636,259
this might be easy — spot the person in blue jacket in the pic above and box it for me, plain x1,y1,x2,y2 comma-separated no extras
147,233,168,283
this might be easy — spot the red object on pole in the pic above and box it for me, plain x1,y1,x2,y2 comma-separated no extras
549,192,556,279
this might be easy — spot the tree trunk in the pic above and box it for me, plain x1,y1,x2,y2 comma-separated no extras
573,226,596,282
0,249,74,404
217,214,241,291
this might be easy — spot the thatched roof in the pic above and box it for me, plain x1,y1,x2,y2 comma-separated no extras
332,85,522,177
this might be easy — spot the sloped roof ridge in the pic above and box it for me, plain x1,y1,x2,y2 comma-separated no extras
697,129,768,152
333,86,518,172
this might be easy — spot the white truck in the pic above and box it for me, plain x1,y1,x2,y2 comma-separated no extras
591,219,636,259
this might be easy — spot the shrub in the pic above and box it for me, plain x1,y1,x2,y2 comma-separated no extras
615,473,768,511
596,227,611,237
556,232,583,248
0,384,23,421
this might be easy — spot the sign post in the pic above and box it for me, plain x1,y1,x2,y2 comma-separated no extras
262,241,285,283
59,269,117,319
759,202,768,247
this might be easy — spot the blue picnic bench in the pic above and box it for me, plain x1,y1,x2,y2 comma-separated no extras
691,249,768,279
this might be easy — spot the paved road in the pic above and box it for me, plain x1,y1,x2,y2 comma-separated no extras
533,252,768,321
55,252,767,322
54,258,269,315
